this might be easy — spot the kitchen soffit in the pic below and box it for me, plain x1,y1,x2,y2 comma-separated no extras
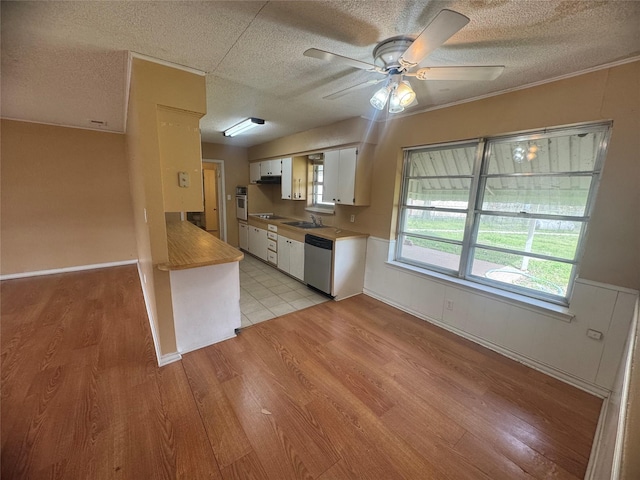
1,1,639,148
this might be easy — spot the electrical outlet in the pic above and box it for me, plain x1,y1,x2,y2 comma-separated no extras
350,214,355,222
587,329,603,340
446,300,454,310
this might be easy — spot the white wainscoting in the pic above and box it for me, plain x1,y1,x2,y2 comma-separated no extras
364,237,638,395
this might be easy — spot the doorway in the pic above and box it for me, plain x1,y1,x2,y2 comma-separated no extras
202,160,226,241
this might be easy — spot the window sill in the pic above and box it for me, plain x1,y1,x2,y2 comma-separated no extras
305,206,335,215
385,259,575,323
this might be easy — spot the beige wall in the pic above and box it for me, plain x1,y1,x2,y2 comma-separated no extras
0,119,136,275
126,58,206,357
201,142,248,247
249,61,640,291
248,117,379,161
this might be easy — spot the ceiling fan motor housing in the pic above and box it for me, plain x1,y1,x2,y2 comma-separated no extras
373,36,414,71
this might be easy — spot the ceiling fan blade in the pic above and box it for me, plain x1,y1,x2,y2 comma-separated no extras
412,65,504,81
400,9,470,67
304,48,378,71
323,78,386,100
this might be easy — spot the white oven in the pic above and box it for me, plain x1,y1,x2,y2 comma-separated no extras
235,186,248,221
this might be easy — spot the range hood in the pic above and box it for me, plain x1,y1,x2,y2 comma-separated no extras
257,175,281,185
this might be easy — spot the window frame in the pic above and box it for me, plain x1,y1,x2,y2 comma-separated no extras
395,122,612,305
310,160,334,211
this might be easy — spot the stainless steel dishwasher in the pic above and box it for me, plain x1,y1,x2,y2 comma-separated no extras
304,234,333,296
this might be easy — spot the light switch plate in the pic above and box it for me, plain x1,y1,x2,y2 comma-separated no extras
178,171,190,188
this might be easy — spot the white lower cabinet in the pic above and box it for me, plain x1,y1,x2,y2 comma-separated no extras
248,226,268,261
238,222,249,250
277,236,305,281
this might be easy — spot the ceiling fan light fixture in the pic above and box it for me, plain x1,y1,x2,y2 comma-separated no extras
388,89,404,113
396,80,416,107
370,85,391,110
223,117,265,137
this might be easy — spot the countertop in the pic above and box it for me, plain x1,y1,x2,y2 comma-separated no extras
158,220,244,271
247,215,369,241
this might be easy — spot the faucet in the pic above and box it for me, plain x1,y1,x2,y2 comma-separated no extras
310,214,323,227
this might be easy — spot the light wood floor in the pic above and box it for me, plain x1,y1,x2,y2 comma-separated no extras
1,265,602,479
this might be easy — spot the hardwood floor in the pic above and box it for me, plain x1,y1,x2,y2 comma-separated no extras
1,265,602,479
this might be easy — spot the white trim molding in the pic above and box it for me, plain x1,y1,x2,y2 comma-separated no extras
135,263,182,367
0,259,137,281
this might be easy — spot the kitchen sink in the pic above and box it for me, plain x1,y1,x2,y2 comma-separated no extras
251,214,286,220
283,221,324,229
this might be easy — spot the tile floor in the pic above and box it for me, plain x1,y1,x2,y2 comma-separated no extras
239,253,329,328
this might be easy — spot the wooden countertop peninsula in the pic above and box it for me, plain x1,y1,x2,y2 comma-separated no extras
158,220,243,271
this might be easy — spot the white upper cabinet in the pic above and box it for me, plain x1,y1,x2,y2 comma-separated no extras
249,162,261,184
261,159,282,177
322,146,371,206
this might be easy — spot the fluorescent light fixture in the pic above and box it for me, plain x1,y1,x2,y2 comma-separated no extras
223,117,265,137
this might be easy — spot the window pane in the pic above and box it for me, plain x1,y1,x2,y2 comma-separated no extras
399,235,462,272
403,210,467,241
407,145,476,177
475,215,582,260
470,248,572,297
486,130,605,175
406,178,471,209
481,176,592,216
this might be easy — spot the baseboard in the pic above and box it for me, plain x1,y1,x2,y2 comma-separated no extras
0,259,138,280
584,395,611,479
136,263,182,368
363,288,610,398
158,352,183,366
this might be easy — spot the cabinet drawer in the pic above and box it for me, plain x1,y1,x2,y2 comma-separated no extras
268,224,278,232
267,250,277,265
267,231,278,241
267,239,277,252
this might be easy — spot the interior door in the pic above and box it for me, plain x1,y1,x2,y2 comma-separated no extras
203,168,219,235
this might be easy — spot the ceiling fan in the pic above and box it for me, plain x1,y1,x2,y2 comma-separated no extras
304,9,504,113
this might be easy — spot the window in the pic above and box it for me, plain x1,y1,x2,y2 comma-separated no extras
396,122,611,305
311,160,334,210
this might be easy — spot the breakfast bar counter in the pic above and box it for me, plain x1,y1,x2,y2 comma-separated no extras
159,220,242,355
159,220,243,271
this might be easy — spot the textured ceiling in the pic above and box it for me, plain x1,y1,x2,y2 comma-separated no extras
2,1,639,148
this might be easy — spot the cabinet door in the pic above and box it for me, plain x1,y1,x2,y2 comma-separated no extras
272,158,282,176
281,157,292,199
337,147,357,205
249,227,267,261
249,163,261,183
277,236,290,273
289,239,305,281
262,159,282,177
322,150,340,203
238,222,249,250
